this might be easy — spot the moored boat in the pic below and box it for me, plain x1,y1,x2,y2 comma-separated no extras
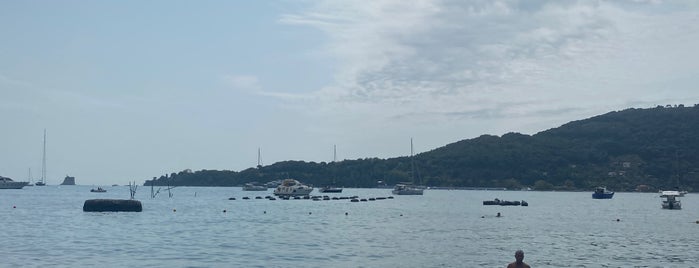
592,187,614,199
90,187,107,193
392,183,424,195
242,183,267,191
660,191,681,210
273,179,313,196
319,186,343,193
0,176,30,189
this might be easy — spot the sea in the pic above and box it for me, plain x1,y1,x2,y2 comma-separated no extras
1,186,698,268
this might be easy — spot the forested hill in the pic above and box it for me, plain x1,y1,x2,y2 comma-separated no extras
145,105,699,192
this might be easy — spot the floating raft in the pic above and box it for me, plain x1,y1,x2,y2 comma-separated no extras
83,199,142,212
483,199,528,206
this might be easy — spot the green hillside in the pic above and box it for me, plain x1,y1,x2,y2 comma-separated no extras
145,105,699,192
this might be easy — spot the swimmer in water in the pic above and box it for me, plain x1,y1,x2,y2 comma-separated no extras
507,250,530,268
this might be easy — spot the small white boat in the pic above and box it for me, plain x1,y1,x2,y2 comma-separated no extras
392,184,424,195
0,176,30,189
242,183,267,191
392,139,425,196
273,179,313,196
660,191,681,210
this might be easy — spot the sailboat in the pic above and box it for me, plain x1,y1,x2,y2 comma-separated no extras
35,129,47,186
392,138,424,195
26,168,34,187
319,145,343,193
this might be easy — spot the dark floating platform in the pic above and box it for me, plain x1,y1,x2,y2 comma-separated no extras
83,199,142,212
483,198,528,206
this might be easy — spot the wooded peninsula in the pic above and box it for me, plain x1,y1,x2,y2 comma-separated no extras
145,105,699,192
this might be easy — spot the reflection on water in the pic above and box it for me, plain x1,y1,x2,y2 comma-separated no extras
2,186,697,267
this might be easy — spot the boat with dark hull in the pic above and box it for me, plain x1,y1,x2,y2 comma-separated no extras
319,186,343,193
90,187,107,193
592,187,614,199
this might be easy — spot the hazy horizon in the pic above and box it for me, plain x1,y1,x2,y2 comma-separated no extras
2,1,699,185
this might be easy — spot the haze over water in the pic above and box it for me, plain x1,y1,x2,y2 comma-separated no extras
2,186,697,267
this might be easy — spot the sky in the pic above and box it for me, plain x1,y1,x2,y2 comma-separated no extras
2,0,699,185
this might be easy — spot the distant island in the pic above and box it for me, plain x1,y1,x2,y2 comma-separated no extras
60,175,75,185
145,105,699,192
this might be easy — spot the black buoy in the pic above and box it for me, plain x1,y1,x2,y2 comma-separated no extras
228,197,236,200
83,199,142,212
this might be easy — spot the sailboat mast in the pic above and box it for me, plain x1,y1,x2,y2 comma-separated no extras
333,145,337,163
42,129,46,183
410,138,415,183
257,147,262,167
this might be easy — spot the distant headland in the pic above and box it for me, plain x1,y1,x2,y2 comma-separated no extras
145,105,699,192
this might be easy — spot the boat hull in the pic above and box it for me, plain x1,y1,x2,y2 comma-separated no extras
0,181,29,189
392,189,424,195
592,192,614,199
273,187,313,196
319,188,342,193
273,179,313,196
243,186,267,191
0,176,29,189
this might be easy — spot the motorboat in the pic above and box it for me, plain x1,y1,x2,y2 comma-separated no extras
318,186,343,193
90,187,107,193
0,176,30,189
392,184,424,195
660,191,681,210
273,179,313,196
242,183,267,191
592,187,614,199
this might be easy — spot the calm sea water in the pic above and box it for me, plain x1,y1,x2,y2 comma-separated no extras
1,186,698,267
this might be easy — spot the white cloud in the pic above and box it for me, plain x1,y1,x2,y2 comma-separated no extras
277,0,699,127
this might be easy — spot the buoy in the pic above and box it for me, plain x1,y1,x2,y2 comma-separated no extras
309,212,312,215
173,209,176,212
264,211,266,214
223,209,227,213
13,205,16,208
228,197,236,200
616,219,620,222
400,214,403,216
345,212,348,216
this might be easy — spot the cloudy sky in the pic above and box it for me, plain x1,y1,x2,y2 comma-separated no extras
2,0,698,185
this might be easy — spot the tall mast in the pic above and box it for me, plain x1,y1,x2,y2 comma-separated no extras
410,138,415,183
42,129,46,183
333,145,337,163
257,147,262,168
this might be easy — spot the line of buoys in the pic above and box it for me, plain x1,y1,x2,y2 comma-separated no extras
227,195,392,202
